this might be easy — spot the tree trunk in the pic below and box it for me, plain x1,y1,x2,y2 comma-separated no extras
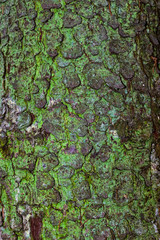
0,0,160,239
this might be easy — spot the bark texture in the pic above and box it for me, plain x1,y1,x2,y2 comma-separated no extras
0,0,160,239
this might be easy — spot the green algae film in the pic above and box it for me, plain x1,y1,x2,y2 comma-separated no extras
0,0,160,239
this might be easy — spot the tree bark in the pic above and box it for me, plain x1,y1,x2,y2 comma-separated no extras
0,0,160,239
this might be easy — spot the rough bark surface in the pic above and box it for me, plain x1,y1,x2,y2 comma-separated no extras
0,0,160,239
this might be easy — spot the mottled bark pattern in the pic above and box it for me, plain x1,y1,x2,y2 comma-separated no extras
0,0,160,239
